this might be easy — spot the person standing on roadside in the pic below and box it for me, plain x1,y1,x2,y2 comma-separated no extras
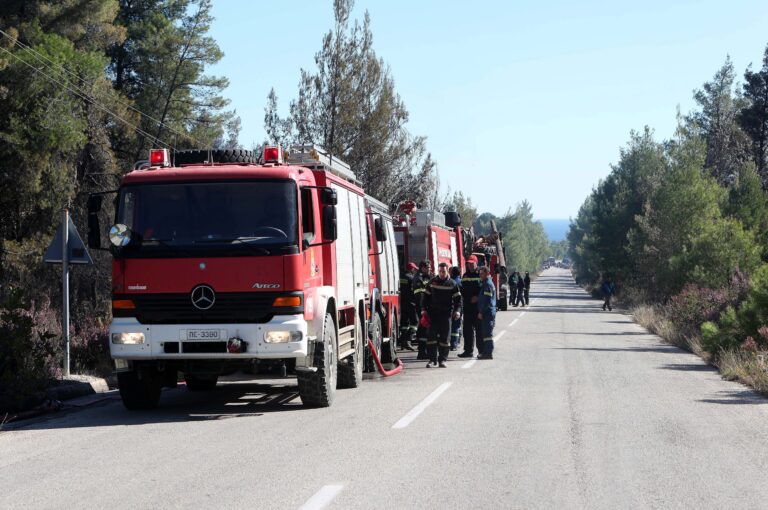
508,270,519,307
423,262,463,368
523,271,531,306
398,262,419,350
477,266,497,360
449,266,463,350
458,255,483,358
515,271,525,308
601,275,614,311
413,260,433,359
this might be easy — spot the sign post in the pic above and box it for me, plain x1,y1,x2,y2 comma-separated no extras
62,209,70,376
44,209,93,378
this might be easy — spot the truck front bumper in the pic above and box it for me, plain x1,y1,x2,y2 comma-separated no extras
110,315,310,360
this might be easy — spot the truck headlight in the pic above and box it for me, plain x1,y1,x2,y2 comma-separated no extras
264,331,302,343
112,332,145,344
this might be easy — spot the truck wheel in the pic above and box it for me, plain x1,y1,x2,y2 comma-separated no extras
185,374,218,391
297,314,337,407
338,319,364,388
380,314,397,365
498,296,508,311
173,148,255,165
118,369,161,410
364,314,382,372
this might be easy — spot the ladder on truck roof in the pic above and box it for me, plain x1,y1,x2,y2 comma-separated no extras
287,144,359,185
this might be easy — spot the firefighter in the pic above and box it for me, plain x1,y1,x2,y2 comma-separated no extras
398,262,419,350
423,262,462,368
413,260,433,360
477,265,497,360
449,265,463,350
457,255,483,358
515,271,525,307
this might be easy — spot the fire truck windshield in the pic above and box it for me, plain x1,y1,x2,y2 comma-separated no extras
116,180,298,256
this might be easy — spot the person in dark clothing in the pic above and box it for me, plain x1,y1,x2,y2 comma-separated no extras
398,262,419,350
601,276,614,311
523,271,531,306
515,271,525,307
449,266,463,350
413,260,433,359
508,271,519,307
458,255,483,358
477,266,497,359
423,262,463,368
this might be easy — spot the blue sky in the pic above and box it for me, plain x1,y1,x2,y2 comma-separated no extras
208,0,768,219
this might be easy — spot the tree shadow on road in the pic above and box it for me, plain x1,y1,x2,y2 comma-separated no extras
699,390,767,405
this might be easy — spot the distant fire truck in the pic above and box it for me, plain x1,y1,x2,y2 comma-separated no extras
464,220,509,310
88,145,399,409
393,201,465,272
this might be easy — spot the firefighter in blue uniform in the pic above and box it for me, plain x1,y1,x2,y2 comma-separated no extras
477,265,497,360
423,262,463,368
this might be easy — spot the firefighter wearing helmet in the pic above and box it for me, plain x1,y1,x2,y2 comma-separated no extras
458,255,483,358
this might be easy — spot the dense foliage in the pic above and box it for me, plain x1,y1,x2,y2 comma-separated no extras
569,45,768,360
0,1,238,406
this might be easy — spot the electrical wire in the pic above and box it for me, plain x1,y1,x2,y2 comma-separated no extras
0,44,171,149
0,28,203,148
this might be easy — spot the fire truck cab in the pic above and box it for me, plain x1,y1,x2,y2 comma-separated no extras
90,145,394,409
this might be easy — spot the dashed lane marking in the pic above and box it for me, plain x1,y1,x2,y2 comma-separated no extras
461,359,477,369
494,330,507,342
299,484,344,510
392,381,453,429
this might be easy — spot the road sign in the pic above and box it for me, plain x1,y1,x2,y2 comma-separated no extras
44,214,93,265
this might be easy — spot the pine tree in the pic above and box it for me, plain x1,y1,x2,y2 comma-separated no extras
738,45,768,182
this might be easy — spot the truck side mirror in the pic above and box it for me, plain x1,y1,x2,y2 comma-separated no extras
374,217,386,241
87,195,103,249
322,205,337,241
321,187,337,206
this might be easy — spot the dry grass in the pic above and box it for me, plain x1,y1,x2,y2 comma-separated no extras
716,351,768,396
630,304,768,397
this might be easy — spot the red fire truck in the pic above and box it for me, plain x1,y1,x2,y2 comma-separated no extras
88,145,399,409
394,201,465,272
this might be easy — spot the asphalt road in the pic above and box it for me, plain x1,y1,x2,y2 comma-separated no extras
3,268,768,509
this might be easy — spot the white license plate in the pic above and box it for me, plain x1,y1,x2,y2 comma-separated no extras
184,329,227,340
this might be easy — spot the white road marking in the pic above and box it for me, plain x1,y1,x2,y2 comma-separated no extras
461,359,477,369
392,381,453,429
299,484,344,510
493,330,506,341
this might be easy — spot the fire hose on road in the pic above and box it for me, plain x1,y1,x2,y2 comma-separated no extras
367,338,403,377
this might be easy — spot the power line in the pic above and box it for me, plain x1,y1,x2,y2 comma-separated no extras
0,44,171,149
0,28,208,149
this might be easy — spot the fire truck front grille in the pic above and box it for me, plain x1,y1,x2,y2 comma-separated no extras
121,292,300,325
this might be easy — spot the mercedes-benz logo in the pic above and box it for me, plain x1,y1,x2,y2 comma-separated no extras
191,285,215,310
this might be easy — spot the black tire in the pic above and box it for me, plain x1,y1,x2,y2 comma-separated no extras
498,294,508,311
338,319,364,388
173,148,255,165
297,314,337,407
364,314,383,373
185,374,218,391
380,313,397,365
118,370,161,410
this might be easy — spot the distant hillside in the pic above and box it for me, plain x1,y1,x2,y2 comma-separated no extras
537,219,570,242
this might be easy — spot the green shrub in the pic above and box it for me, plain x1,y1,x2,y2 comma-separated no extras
0,290,61,413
